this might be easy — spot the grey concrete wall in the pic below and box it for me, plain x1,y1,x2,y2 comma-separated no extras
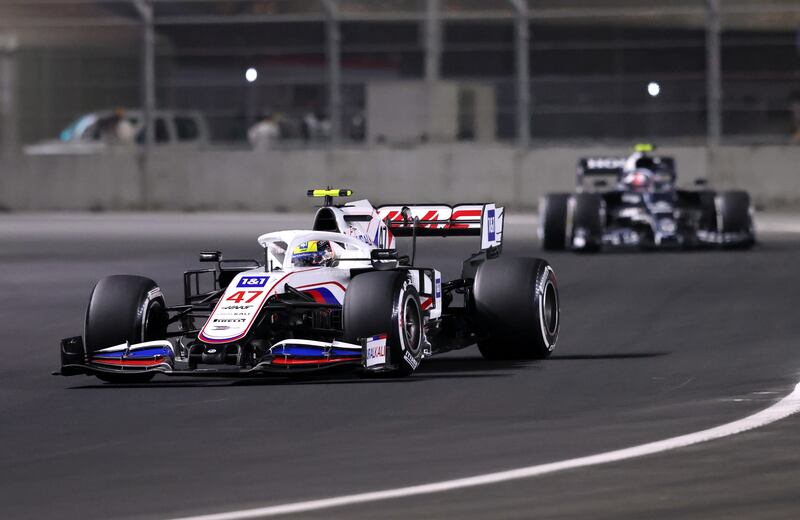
1,152,142,211
1,144,798,211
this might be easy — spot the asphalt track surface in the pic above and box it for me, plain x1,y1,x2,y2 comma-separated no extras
1,212,799,520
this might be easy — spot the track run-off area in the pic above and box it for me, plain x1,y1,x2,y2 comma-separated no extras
1,212,799,520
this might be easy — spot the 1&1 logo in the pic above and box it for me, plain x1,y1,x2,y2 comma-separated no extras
237,276,270,288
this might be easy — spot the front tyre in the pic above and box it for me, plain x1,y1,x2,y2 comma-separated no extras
85,275,168,383
344,271,424,377
474,258,560,360
568,193,604,252
539,193,570,250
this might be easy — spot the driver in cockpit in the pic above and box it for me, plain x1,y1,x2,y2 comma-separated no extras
291,240,337,268
620,145,672,193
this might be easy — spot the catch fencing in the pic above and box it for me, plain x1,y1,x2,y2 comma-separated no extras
1,0,799,150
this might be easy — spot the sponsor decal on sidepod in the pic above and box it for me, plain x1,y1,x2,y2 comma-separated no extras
238,276,270,288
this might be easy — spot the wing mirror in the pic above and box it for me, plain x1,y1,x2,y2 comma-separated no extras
371,249,398,271
199,251,222,263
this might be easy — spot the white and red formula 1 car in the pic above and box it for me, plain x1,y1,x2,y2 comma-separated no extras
57,190,560,383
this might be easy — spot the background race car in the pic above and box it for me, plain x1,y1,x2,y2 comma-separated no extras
539,144,756,252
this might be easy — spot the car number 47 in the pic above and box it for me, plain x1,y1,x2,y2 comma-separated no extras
226,291,263,304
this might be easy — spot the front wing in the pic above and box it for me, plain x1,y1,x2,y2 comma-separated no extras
56,336,396,379
598,225,754,249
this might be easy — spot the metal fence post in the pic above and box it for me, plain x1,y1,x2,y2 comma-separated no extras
425,0,441,86
424,0,441,142
322,0,341,145
510,0,530,149
134,0,155,208
0,33,18,161
706,0,722,148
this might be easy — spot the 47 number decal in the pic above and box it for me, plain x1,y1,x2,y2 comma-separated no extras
226,291,263,304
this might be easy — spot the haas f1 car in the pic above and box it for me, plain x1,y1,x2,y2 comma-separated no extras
539,145,755,252
57,190,560,383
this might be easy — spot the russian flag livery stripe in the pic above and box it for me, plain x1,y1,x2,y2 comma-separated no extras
303,287,340,304
296,281,346,305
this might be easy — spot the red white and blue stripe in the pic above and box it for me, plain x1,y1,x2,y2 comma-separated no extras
90,341,174,368
268,339,360,366
296,281,346,305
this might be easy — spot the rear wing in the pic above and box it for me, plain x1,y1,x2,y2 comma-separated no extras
577,156,676,186
576,157,626,185
376,204,503,250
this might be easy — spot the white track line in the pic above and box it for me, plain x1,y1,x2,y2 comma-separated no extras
171,381,800,520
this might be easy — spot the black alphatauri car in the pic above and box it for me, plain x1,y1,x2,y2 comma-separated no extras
539,144,755,252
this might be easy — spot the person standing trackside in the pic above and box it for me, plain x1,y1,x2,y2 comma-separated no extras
99,108,135,146
248,112,280,150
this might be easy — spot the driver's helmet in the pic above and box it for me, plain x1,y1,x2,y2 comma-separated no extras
621,152,654,192
291,240,335,267
621,167,653,192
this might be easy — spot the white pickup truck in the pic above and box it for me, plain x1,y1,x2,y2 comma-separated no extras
25,109,209,155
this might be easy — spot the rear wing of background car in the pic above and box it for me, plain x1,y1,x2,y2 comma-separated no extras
576,156,676,186
376,203,503,250
576,157,626,186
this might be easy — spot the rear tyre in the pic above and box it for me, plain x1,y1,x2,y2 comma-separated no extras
716,191,755,248
344,271,424,377
474,258,560,360
85,275,168,383
568,193,604,252
539,193,570,250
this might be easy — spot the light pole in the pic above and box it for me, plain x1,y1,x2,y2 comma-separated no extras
246,67,258,130
322,0,341,145
0,33,18,162
133,0,155,209
706,0,722,148
509,0,530,149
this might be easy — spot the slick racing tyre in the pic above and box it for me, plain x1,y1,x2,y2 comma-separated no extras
85,275,168,383
473,258,559,360
568,193,604,252
539,193,570,250
344,271,424,377
716,191,755,249
697,190,719,234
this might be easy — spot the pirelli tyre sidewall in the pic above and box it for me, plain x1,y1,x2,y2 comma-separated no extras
474,258,560,360
393,282,424,375
84,275,168,383
344,271,424,377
